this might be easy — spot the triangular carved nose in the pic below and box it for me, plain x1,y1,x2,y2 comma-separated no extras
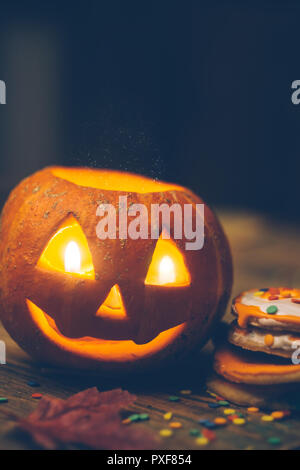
95,284,127,320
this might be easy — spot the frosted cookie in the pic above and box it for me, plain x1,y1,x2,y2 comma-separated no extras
228,321,300,359
206,373,300,409
232,288,300,332
213,343,300,385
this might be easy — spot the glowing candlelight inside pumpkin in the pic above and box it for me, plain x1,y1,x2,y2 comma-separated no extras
64,241,81,273
159,256,175,284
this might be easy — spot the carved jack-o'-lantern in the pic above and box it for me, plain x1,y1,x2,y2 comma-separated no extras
0,167,232,372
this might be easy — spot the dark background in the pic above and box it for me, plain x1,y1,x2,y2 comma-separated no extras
0,1,299,219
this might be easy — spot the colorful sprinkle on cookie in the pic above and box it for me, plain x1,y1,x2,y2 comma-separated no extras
269,288,280,295
266,305,278,314
282,292,291,298
264,334,274,347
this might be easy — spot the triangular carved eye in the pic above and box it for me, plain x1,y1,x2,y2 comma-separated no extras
37,215,95,279
145,236,191,286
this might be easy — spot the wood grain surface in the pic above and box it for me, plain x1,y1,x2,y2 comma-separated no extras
1,210,300,450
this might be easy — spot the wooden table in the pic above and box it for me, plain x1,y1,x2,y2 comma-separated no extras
1,210,300,450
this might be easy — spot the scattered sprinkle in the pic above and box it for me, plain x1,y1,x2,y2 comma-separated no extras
206,390,217,397
224,408,236,415
208,403,221,408
0,397,8,403
198,419,210,425
122,418,131,425
31,393,42,399
268,437,281,446
254,291,263,296
292,299,300,304
125,413,150,422
267,305,278,315
195,436,209,446
168,395,180,402
189,428,200,436
271,411,285,420
163,412,173,420
139,413,149,421
214,417,227,426
170,421,182,429
218,400,229,406
180,390,191,395
228,414,239,422
260,288,269,292
261,415,274,422
27,381,40,387
268,295,279,301
128,414,140,422
264,334,274,347
201,421,217,429
160,429,173,437
233,418,246,426
247,407,259,413
202,428,216,441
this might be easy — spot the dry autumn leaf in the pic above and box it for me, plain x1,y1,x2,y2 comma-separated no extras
18,387,157,450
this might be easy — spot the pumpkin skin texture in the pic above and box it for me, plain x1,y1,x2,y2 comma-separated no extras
0,167,232,373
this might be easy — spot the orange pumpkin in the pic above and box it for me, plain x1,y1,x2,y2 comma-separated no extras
0,167,232,372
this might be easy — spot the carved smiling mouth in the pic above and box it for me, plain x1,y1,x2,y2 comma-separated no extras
26,299,186,362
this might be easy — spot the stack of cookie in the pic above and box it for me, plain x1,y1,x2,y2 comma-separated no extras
208,288,300,408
